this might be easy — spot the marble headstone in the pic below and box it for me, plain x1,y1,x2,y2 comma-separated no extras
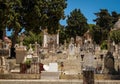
69,43,75,56
48,63,58,72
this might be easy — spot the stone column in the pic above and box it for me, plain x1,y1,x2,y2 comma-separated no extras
57,32,59,46
83,70,94,84
43,33,47,48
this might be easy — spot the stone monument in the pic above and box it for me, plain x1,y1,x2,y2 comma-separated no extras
43,29,59,48
103,52,117,74
16,33,27,63
68,38,75,58
41,62,59,79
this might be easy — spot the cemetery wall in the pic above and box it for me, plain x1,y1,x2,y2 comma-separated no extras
0,74,120,80
0,80,120,84
60,74,120,80
0,74,40,79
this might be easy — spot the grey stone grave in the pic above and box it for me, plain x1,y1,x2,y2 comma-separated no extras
103,52,117,74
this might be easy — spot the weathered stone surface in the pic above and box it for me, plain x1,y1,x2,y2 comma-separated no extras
83,70,94,84
103,52,117,74
41,71,60,79
0,80,120,84
0,74,40,79
0,49,9,56
16,50,27,64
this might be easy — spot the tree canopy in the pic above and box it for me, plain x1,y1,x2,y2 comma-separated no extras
22,0,67,34
110,30,120,44
93,9,120,44
66,9,89,39
0,0,10,39
1,1,120,49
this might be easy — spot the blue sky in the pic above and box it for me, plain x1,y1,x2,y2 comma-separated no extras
60,0,120,25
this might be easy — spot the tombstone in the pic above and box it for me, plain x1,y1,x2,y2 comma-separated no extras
84,53,94,70
69,37,75,55
68,43,75,56
33,42,40,56
82,53,95,84
48,37,54,52
16,35,27,63
16,50,27,64
28,44,33,54
19,33,25,47
43,63,58,72
76,36,83,46
43,29,59,48
41,62,59,79
75,44,80,56
43,29,48,48
103,52,117,74
48,63,58,72
71,37,74,44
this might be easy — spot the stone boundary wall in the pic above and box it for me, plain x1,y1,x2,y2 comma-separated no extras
61,74,120,80
0,80,120,84
0,74,120,80
0,74,41,79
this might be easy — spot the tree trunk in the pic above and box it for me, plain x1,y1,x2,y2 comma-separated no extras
10,30,19,58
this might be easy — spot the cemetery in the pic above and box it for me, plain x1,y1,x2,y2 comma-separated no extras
0,19,120,83
1,0,120,83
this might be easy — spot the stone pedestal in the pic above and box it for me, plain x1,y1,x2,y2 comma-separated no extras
16,50,27,64
83,70,94,84
41,71,60,79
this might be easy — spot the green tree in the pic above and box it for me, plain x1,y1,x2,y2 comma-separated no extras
0,0,9,39
6,0,24,58
111,11,120,24
22,0,67,34
110,30,120,44
110,11,120,44
22,0,42,34
89,24,102,44
94,9,113,43
66,9,89,40
59,25,66,44
23,31,42,46
94,9,120,44
94,9,113,31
